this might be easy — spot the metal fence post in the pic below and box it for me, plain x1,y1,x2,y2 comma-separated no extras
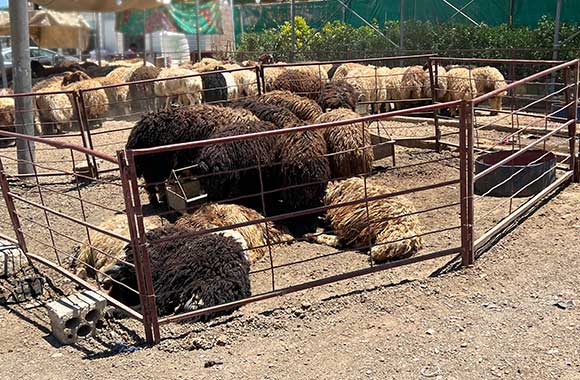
72,90,98,178
255,65,262,96
427,57,441,152
459,101,474,266
574,61,580,182
0,157,28,252
117,150,160,344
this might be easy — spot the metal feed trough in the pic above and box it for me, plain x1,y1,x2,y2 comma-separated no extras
165,165,207,214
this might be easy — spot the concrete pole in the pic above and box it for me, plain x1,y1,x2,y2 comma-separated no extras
8,0,35,175
290,0,295,62
95,12,102,65
195,0,202,62
552,0,562,61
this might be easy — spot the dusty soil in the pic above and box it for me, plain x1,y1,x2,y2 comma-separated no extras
0,114,578,380
0,183,579,379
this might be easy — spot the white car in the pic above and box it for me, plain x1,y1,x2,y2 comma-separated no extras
0,47,76,69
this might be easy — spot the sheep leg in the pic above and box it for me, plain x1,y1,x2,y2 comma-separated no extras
145,183,160,205
304,230,341,248
489,96,502,116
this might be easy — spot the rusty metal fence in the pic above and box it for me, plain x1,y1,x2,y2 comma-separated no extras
0,56,577,345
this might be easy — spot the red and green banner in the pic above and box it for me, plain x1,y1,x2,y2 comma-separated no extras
116,0,223,36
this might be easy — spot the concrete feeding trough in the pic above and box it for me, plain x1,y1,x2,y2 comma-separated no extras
165,165,207,214
367,125,395,161
474,149,557,197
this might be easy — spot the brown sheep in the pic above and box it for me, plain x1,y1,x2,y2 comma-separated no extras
127,65,161,113
314,108,374,179
62,71,109,129
315,177,422,263
258,90,323,121
175,203,292,265
273,69,323,100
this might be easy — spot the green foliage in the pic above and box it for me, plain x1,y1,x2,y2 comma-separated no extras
236,17,580,63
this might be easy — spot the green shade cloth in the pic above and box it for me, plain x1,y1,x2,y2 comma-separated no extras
116,0,223,36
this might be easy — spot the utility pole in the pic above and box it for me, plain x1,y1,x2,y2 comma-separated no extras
290,0,295,62
8,0,35,175
552,0,562,61
195,0,202,62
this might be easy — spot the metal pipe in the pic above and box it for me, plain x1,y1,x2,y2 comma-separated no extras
95,12,102,66
195,0,202,62
0,39,7,89
290,0,295,62
0,129,118,164
8,0,35,175
552,0,563,62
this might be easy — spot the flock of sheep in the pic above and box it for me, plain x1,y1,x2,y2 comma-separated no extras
0,54,511,322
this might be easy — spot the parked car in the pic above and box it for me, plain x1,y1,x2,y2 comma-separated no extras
0,47,77,69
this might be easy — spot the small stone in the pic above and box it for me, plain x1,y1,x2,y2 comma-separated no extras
301,302,312,310
215,336,227,347
460,343,468,348
554,301,576,310
426,329,435,335
50,353,63,358
204,360,223,368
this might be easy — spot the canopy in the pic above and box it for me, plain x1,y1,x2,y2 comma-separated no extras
0,10,92,49
31,0,166,12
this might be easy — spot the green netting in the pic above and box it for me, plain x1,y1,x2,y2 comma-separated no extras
234,0,578,40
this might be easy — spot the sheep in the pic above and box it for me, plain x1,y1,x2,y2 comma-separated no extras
191,57,224,72
400,65,430,105
380,66,406,111
318,80,358,111
30,60,82,79
126,105,258,205
71,213,163,280
257,90,323,121
330,62,366,80
230,99,302,129
61,71,109,129
313,177,422,263
223,63,259,98
93,76,130,117
258,53,274,64
263,66,287,91
127,65,161,113
272,69,322,100
193,119,279,213
154,67,203,108
276,125,330,235
200,68,229,105
175,203,292,265
32,74,74,135
343,66,384,113
442,67,478,116
0,97,15,147
106,62,153,83
288,64,329,82
102,224,251,321
313,108,373,178
471,66,508,115
220,67,239,101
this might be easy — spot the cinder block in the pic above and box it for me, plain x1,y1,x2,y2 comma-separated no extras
0,239,29,278
46,290,106,345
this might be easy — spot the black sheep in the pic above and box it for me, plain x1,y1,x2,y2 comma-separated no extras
276,128,330,235
103,225,251,321
193,119,279,214
230,99,301,129
201,68,228,105
125,105,220,205
318,80,358,111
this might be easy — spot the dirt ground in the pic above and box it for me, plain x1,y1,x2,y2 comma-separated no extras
0,112,578,379
0,167,579,379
